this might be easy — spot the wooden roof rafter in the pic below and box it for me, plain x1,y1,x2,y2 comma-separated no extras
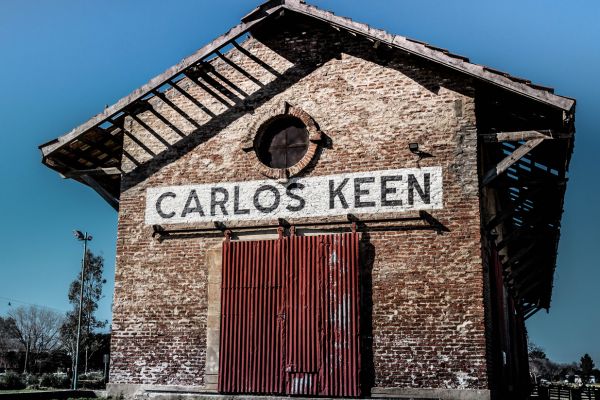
39,0,576,160
481,126,572,310
39,0,576,208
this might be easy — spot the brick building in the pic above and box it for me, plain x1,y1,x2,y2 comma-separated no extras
39,1,575,399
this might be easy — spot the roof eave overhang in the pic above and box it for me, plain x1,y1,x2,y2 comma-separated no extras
282,1,575,113
39,0,286,159
39,0,576,160
38,2,577,305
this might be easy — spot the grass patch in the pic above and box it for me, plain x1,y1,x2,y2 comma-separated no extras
0,389,44,393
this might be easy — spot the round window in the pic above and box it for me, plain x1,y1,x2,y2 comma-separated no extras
255,116,310,169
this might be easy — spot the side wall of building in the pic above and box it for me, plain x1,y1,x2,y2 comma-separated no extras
109,16,488,397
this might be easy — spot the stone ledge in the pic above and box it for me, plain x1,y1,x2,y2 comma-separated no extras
372,387,490,400
108,383,489,400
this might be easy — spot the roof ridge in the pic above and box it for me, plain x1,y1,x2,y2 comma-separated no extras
284,0,572,110
39,0,575,159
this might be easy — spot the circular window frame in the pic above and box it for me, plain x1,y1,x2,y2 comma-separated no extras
242,102,322,180
254,115,310,170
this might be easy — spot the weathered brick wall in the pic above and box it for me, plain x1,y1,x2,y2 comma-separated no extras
111,15,487,391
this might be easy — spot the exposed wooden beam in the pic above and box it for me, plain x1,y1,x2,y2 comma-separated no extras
184,71,237,107
145,107,186,139
216,50,265,88
127,112,172,149
153,87,206,125
480,130,569,143
485,176,567,189
61,145,101,168
485,209,513,231
502,241,537,269
513,260,547,288
78,135,122,162
482,138,545,186
62,167,121,178
524,306,542,320
39,3,283,157
80,175,119,211
519,280,543,300
510,256,543,280
40,0,576,166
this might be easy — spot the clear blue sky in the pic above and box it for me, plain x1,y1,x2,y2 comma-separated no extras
0,0,598,365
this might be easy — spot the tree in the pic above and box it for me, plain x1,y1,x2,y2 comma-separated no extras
580,354,595,382
6,305,63,373
528,342,547,360
0,316,21,371
60,249,107,375
0,316,16,352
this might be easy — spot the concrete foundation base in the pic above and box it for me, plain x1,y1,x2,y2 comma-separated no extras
371,387,490,400
107,383,490,400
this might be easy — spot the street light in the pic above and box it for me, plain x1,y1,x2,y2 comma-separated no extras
72,230,92,390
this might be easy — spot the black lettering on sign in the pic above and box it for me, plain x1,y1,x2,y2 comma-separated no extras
329,178,349,209
181,189,205,217
254,185,280,213
233,186,250,215
381,175,403,207
286,182,306,212
210,187,229,216
156,192,176,219
408,173,431,205
354,177,376,208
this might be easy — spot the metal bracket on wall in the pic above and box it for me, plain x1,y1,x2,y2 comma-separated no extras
150,211,449,241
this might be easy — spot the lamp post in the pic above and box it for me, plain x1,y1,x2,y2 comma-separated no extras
73,230,92,390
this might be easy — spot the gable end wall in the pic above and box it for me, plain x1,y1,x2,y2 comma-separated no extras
110,18,488,396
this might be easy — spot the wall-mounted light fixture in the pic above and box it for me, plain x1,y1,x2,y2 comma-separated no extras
409,142,433,161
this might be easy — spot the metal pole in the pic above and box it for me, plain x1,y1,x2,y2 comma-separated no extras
103,353,109,384
73,233,88,390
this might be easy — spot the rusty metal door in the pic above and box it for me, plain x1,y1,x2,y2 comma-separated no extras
218,238,286,394
285,234,321,395
219,232,360,396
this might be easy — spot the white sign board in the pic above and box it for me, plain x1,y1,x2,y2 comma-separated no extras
145,167,443,225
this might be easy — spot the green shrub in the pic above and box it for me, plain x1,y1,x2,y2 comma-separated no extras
78,370,105,389
79,371,103,380
0,371,26,390
79,379,106,389
39,373,70,389
24,373,40,388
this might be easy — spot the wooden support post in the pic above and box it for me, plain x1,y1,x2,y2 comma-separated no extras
524,306,542,320
80,175,119,211
482,138,545,186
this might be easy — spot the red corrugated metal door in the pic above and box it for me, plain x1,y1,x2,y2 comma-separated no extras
286,235,321,395
219,238,286,394
319,233,361,397
219,232,360,396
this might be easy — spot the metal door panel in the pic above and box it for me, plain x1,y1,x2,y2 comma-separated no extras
219,239,286,394
219,232,360,396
